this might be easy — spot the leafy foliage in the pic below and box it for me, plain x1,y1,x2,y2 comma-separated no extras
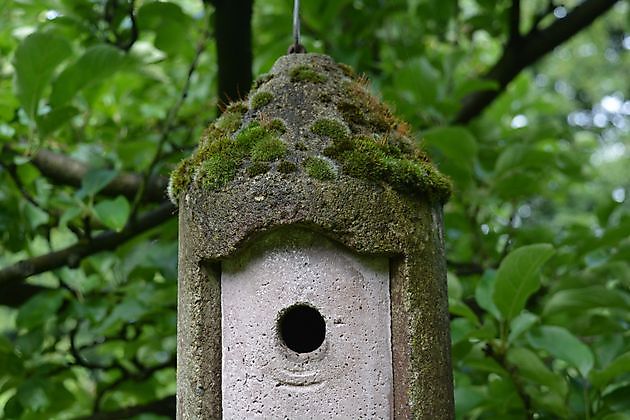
0,0,628,418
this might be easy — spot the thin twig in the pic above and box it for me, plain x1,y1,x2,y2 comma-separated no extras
129,8,211,220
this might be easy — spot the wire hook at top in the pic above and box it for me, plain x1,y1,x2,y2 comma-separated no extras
288,0,306,53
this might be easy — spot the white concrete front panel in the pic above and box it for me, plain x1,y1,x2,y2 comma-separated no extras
221,233,393,419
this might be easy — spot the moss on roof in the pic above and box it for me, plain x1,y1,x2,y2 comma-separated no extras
168,53,451,205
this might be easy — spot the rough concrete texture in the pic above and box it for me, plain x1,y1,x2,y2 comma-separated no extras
176,53,454,419
221,231,393,418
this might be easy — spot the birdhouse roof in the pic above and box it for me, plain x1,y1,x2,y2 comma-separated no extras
168,53,450,205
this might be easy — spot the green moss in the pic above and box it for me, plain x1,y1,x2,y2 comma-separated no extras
310,119,348,141
235,123,270,150
215,110,244,134
265,118,286,135
303,156,337,181
277,160,297,174
317,130,451,200
251,91,274,110
338,81,397,134
167,157,194,204
251,137,287,162
338,62,358,79
247,162,270,177
252,73,273,89
289,65,327,83
168,119,293,201
225,101,248,115
197,154,239,190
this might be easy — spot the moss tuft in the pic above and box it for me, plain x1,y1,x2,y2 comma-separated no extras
338,81,397,133
265,118,286,135
215,110,244,135
225,101,248,115
338,62,358,79
277,160,297,174
251,91,274,110
303,156,337,181
251,137,287,162
310,119,349,141
252,73,273,89
289,65,327,83
167,157,194,204
320,133,451,200
246,162,270,177
197,154,239,190
235,123,269,150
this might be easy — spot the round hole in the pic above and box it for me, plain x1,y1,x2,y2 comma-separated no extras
278,304,326,353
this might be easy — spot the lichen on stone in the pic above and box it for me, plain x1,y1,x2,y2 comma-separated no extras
303,156,337,181
251,91,274,110
289,65,327,83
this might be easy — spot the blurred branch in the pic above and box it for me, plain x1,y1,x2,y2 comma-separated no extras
454,0,620,124
26,149,167,203
213,0,253,109
0,201,176,285
483,344,534,419
0,282,48,307
447,260,485,277
76,395,175,420
509,0,521,43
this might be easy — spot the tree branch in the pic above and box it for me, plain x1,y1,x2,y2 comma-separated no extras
0,201,176,285
509,0,521,44
454,0,620,124
28,149,168,203
213,0,253,109
0,282,48,307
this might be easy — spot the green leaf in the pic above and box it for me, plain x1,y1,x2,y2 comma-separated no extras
475,270,501,320
591,351,630,388
50,44,127,106
79,169,118,197
507,312,538,344
422,126,478,189
454,386,485,418
543,286,630,316
493,244,555,321
506,347,568,397
449,299,480,326
16,379,49,412
16,290,65,329
13,32,72,119
93,196,130,232
527,325,594,377
35,105,78,136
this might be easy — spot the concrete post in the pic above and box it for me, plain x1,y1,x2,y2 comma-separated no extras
170,53,454,419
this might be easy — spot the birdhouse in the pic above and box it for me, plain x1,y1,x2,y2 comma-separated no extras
170,53,454,419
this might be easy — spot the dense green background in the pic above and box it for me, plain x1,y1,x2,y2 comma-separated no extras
0,0,628,418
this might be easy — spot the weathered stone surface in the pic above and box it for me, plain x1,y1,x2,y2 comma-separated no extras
176,53,454,419
221,230,392,418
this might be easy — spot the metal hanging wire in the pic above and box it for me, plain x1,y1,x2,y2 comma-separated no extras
288,0,306,53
